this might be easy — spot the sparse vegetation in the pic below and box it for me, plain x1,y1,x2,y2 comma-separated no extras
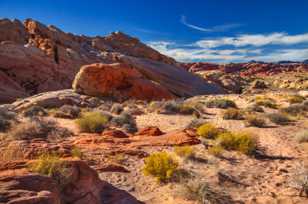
208,145,224,157
0,107,16,132
54,105,80,119
143,151,179,182
160,100,196,115
174,146,195,159
296,130,308,143
223,108,245,120
246,104,264,113
76,111,108,133
10,118,72,140
291,165,308,197
71,146,83,159
281,104,306,116
197,123,221,139
255,97,278,109
111,103,123,114
205,98,237,109
245,115,266,127
111,111,137,133
288,94,306,104
267,112,292,125
217,132,257,155
23,105,48,117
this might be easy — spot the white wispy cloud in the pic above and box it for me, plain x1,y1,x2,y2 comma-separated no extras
196,32,308,48
180,15,241,32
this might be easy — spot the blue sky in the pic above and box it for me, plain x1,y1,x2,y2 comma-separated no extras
1,0,308,63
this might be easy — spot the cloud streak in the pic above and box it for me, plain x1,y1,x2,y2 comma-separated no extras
180,15,241,32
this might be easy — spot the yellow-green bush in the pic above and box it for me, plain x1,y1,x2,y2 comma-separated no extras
75,112,108,133
205,98,237,109
223,108,245,120
29,153,65,176
197,123,221,139
255,98,278,109
71,147,83,159
267,112,292,125
143,151,179,182
208,145,224,157
217,132,257,155
174,146,195,159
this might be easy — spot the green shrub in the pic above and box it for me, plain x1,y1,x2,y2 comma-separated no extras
76,112,108,133
223,108,245,120
296,130,308,143
197,123,221,139
143,151,179,182
288,95,306,104
217,132,257,155
245,115,266,127
205,99,237,109
174,146,195,159
267,113,292,125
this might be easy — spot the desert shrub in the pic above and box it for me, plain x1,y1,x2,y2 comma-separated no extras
76,112,108,133
288,95,306,104
223,108,245,120
205,98,237,109
296,130,308,143
175,179,233,204
111,103,123,114
0,108,16,132
267,112,292,125
186,119,207,129
160,100,196,115
10,118,72,140
255,98,278,109
23,105,48,117
71,146,83,159
0,116,11,132
111,111,136,126
246,104,264,113
143,151,179,182
281,104,306,116
291,165,308,197
217,132,257,155
208,145,224,157
148,101,164,112
244,115,266,127
197,123,221,139
29,153,72,189
174,146,195,159
54,105,80,119
122,123,138,134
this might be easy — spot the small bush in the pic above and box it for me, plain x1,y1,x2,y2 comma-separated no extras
10,118,72,140
282,104,306,116
174,146,195,159
291,165,308,197
245,115,266,127
54,105,80,119
160,101,196,115
208,145,224,157
223,108,245,120
267,113,292,125
255,99,278,109
23,105,48,117
111,103,123,114
217,132,257,155
71,147,83,159
111,111,136,126
197,123,221,139
246,104,264,113
206,99,237,109
143,151,179,182
288,95,306,104
0,108,16,132
186,119,207,129
29,153,72,189
296,130,308,143
76,112,108,133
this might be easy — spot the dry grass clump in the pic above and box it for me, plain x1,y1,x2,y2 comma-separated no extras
281,104,307,116
9,118,72,140
223,108,245,120
254,96,278,109
205,98,237,109
197,123,222,139
160,100,196,115
54,105,81,119
76,111,108,133
174,146,195,160
246,104,264,113
208,145,224,157
287,94,306,104
111,111,138,133
217,132,257,155
23,105,48,117
296,130,308,143
290,165,308,197
267,112,292,125
143,151,179,182
244,115,266,127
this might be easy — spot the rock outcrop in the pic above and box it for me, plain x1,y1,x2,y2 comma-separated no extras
73,63,175,101
0,160,142,204
1,18,196,103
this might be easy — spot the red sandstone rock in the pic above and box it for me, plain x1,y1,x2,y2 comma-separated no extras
73,63,175,101
103,130,129,138
136,126,164,136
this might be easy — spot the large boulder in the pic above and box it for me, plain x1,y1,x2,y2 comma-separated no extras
73,63,175,101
